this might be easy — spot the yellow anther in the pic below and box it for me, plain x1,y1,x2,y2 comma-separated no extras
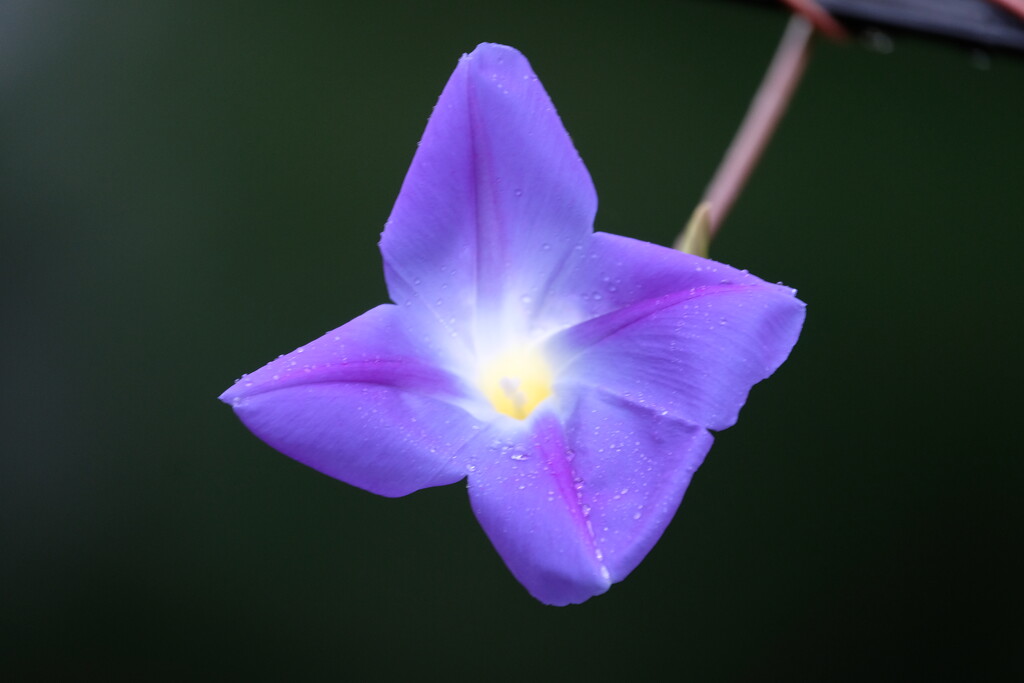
479,346,553,420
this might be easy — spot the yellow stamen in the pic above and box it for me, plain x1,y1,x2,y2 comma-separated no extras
479,346,553,420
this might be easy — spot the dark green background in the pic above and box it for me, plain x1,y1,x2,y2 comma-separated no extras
3,1,1021,679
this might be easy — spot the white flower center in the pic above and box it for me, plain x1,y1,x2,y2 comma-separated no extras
478,346,553,420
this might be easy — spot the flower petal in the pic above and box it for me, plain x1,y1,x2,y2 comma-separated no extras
560,389,713,584
535,231,772,329
547,278,805,431
466,415,612,606
380,43,597,350
221,305,485,497
467,393,712,605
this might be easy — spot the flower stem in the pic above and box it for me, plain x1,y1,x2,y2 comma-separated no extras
779,0,848,41
676,15,815,254
988,0,1024,22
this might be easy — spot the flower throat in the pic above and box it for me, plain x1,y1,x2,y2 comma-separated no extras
479,347,553,420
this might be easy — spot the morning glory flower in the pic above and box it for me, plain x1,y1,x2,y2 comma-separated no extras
221,43,805,605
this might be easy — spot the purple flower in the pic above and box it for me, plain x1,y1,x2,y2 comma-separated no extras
221,43,805,605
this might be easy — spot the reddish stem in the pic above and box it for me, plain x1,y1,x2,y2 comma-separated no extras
701,15,815,237
779,0,848,41
988,0,1024,22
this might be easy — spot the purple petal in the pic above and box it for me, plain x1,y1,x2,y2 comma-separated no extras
466,415,612,606
380,43,596,346
560,389,713,583
547,278,805,431
467,393,712,605
535,231,771,329
221,305,484,497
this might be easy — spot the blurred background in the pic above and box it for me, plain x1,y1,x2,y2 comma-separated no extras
2,0,1022,679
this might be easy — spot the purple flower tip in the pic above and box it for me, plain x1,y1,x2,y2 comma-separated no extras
221,43,805,606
